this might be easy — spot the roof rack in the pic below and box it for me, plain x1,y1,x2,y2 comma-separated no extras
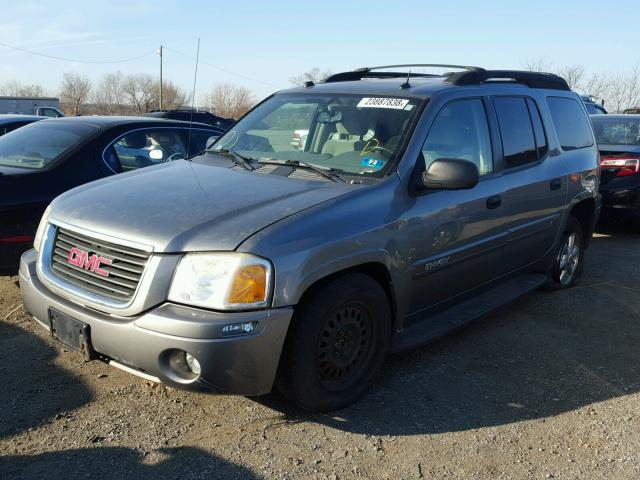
324,64,484,83
444,70,570,90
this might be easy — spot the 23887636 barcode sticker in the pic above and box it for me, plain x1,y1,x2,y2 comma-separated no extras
357,97,410,109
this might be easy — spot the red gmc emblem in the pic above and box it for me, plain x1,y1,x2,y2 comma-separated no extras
67,247,112,277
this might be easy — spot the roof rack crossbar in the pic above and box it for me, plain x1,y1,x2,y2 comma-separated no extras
359,64,484,72
324,64,484,83
445,70,570,90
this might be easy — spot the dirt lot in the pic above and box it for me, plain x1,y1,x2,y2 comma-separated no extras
1,226,639,480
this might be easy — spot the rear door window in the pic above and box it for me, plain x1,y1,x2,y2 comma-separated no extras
106,128,188,172
493,97,537,168
547,97,594,150
421,98,493,175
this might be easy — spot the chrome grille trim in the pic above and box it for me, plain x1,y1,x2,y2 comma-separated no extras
50,227,150,301
36,219,165,316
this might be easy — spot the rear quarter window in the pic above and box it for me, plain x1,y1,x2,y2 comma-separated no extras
547,97,594,150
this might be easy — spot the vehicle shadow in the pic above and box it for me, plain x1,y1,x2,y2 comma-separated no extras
0,319,93,439
257,232,640,435
1,446,258,480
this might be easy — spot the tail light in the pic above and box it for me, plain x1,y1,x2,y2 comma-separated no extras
600,157,640,177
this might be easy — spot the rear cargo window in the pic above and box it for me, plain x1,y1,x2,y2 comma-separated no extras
547,97,594,150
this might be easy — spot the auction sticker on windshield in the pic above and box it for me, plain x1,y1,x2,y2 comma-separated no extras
357,97,410,109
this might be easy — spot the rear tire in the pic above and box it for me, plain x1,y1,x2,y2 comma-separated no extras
276,273,391,412
546,215,584,290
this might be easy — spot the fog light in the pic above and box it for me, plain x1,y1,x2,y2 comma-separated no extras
184,352,201,375
221,322,257,336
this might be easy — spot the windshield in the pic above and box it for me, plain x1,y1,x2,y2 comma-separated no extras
209,93,423,178
592,117,640,146
0,122,97,169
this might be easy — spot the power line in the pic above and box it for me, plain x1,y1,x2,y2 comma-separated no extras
164,46,281,88
0,40,154,64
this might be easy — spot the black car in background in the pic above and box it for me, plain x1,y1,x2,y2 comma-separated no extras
0,114,43,137
0,116,220,273
144,109,234,131
591,114,640,225
581,95,607,115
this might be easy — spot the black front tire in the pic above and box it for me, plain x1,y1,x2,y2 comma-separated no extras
546,215,585,290
276,273,391,412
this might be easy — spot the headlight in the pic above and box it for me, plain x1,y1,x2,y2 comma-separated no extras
168,253,272,310
33,204,52,251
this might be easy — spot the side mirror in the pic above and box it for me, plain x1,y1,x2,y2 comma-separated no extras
421,158,479,190
205,135,219,150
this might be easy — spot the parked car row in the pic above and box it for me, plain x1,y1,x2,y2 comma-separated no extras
591,114,640,224
4,64,631,411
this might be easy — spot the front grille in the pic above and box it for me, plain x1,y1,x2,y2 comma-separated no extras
50,227,150,302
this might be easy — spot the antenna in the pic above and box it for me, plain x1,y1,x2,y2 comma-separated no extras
186,38,200,158
400,70,412,89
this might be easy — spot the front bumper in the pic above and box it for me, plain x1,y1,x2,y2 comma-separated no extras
19,249,293,396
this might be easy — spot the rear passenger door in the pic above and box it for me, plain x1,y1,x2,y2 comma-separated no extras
492,96,567,275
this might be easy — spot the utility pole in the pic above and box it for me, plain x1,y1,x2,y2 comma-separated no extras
157,45,163,110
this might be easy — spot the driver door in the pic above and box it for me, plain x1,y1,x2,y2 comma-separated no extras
404,98,508,322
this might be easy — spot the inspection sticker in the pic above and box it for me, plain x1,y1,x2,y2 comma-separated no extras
357,97,410,110
360,158,385,169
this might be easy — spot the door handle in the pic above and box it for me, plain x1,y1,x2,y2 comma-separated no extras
486,195,502,210
550,178,562,190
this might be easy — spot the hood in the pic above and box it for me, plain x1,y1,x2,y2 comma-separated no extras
49,160,351,252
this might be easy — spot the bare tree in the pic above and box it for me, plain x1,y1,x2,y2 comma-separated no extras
607,64,640,113
555,65,585,91
160,80,188,110
522,57,553,73
581,72,609,100
0,80,46,97
204,84,254,119
93,72,127,115
289,67,332,86
60,72,91,115
122,74,157,113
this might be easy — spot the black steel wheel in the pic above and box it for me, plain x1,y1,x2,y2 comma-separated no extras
276,273,391,411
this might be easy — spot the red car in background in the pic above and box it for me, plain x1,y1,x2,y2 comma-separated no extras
591,114,640,226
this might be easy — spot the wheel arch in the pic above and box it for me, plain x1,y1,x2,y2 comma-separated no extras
290,258,400,332
568,197,597,247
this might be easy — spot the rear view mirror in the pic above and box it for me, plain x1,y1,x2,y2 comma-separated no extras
421,158,479,190
317,110,343,124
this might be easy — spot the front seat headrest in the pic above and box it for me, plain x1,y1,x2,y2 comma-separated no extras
122,133,148,149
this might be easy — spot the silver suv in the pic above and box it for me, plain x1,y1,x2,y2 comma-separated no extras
19,65,600,411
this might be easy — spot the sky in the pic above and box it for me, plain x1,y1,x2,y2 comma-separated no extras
1,0,638,102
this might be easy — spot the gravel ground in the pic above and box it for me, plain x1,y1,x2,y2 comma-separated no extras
1,225,639,480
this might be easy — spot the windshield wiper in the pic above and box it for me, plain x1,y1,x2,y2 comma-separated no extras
258,158,344,183
211,148,255,171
